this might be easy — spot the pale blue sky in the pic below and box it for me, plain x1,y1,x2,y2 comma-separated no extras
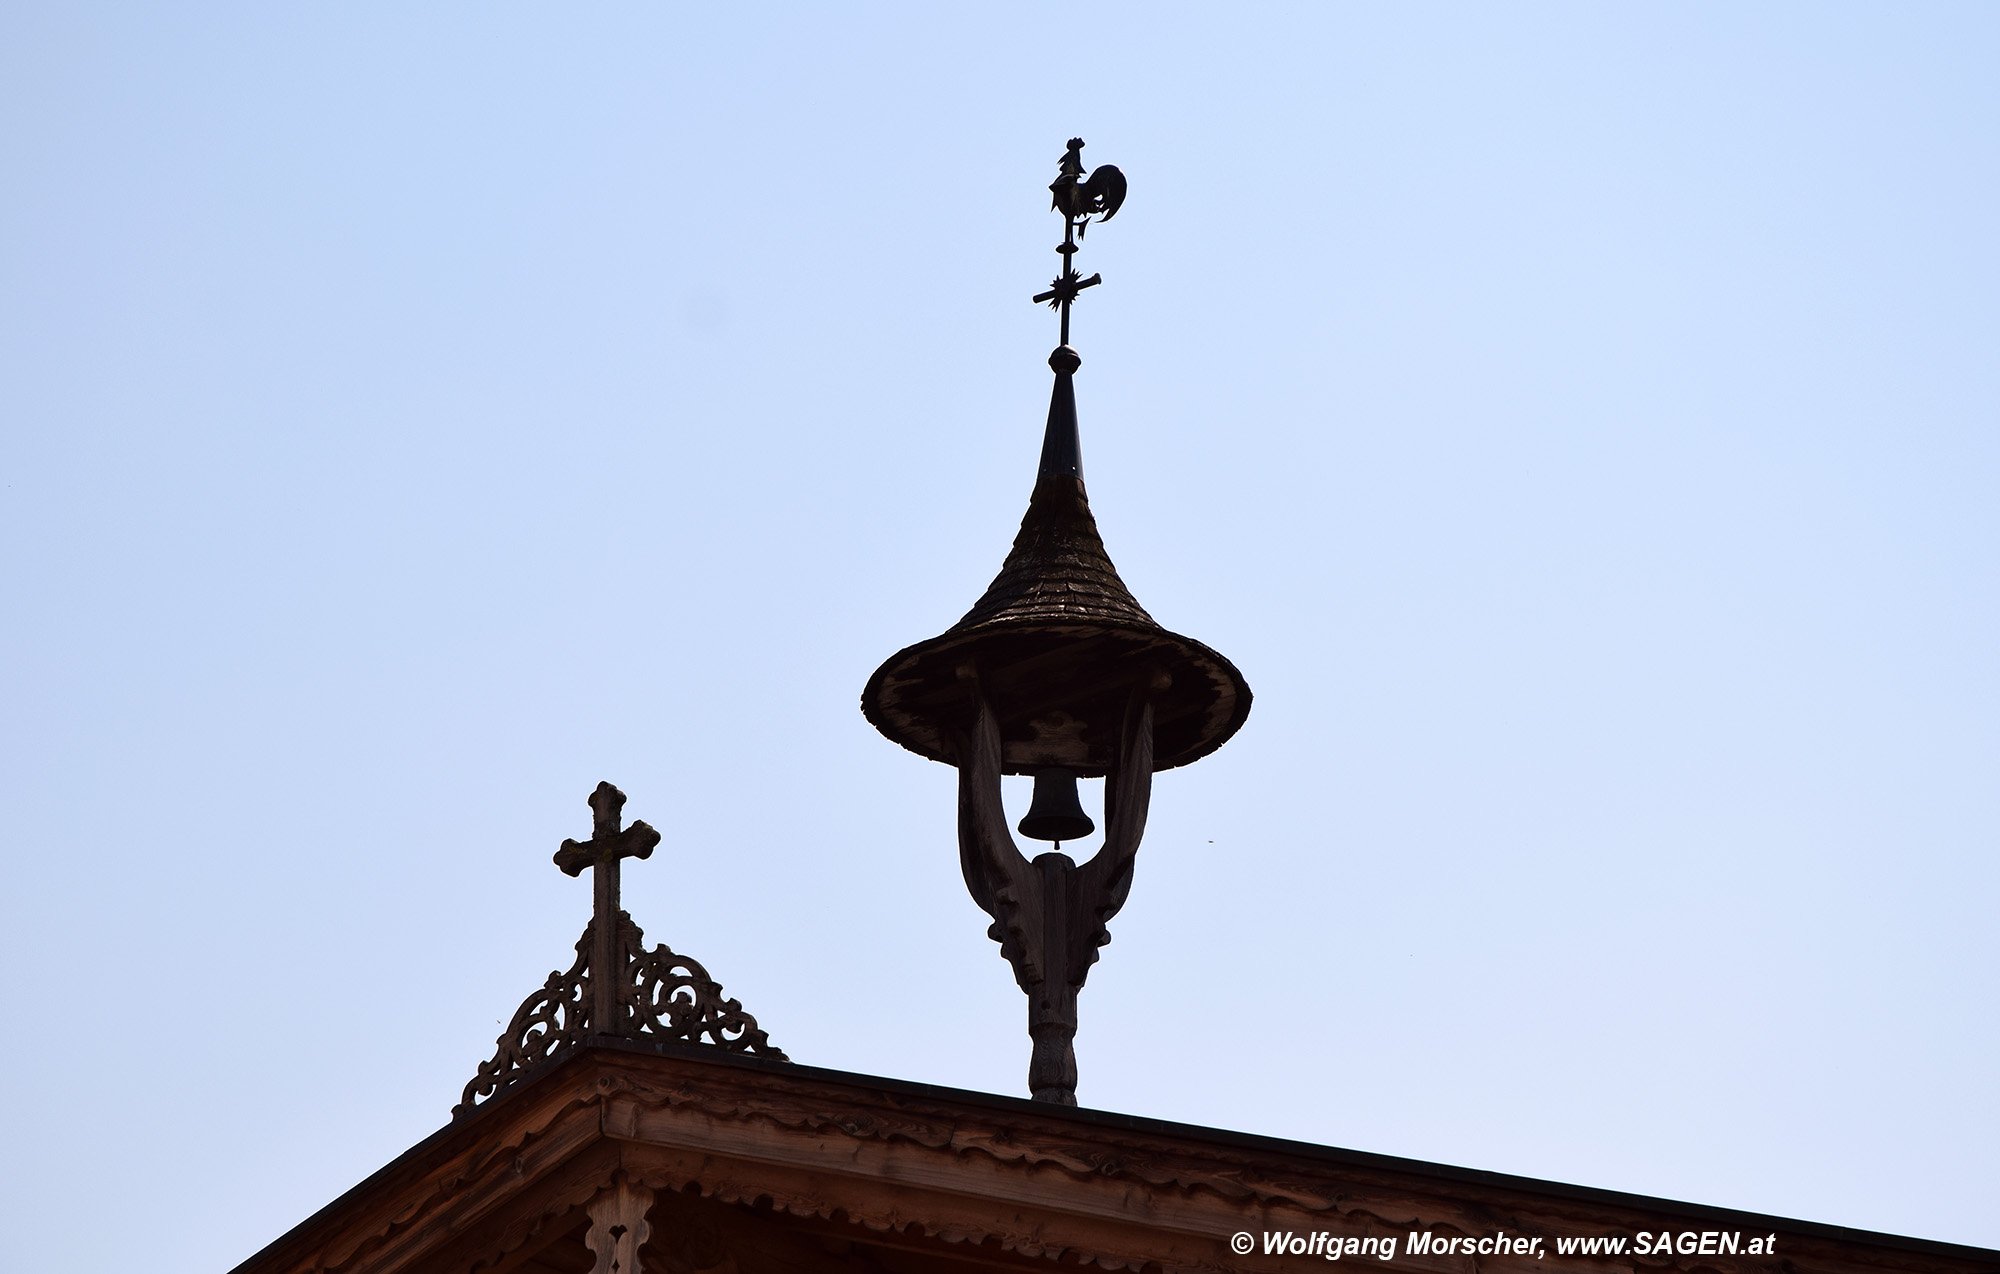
3,5,1996,1268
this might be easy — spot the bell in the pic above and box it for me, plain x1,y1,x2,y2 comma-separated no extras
1017,767,1096,843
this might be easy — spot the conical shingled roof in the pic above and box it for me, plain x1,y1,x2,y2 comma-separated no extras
950,344,1153,630
862,349,1250,777
951,481,1154,632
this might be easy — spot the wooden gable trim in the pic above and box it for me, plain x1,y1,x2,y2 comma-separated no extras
232,1042,1998,1274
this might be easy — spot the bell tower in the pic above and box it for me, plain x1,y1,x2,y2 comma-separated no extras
861,138,1252,1105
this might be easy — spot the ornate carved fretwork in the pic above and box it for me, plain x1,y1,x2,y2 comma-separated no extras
456,782,786,1118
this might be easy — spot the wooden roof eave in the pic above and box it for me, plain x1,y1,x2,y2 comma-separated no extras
230,1041,2000,1274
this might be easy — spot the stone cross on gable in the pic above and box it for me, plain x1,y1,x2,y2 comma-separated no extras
553,781,662,1033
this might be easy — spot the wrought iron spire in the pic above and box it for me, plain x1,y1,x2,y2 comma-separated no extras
1030,139,1124,484
1032,138,1126,349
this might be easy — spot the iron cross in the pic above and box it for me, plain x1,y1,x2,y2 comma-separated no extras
553,781,661,1030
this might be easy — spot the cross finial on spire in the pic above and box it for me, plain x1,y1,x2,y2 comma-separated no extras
1032,137,1127,348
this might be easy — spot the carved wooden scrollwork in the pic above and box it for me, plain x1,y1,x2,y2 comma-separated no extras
457,911,787,1117
458,934,594,1114
620,919,780,1052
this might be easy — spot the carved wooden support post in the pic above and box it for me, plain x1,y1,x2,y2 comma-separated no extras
1026,854,1083,1103
956,673,1155,1104
585,1177,655,1274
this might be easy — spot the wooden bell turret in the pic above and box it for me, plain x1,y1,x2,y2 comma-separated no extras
860,138,1250,1105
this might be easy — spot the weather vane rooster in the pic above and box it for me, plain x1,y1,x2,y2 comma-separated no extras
1034,137,1126,347
1049,137,1126,235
